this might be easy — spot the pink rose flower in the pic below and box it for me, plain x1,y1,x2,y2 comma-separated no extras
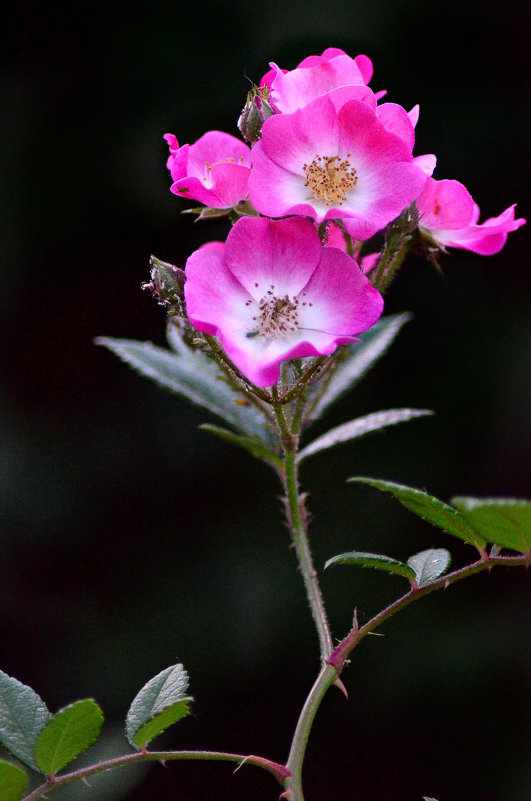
184,216,384,387
417,178,526,255
165,131,251,209
248,94,430,240
260,47,375,115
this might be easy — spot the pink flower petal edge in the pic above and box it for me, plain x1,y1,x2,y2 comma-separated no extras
418,178,526,255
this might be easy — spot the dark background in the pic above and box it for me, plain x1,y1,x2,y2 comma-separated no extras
1,1,530,799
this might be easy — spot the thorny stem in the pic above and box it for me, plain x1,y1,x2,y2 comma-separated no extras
20,750,289,801
282,552,528,801
271,387,334,664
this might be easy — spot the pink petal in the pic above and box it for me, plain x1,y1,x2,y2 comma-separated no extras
184,247,250,336
376,102,416,151
417,178,476,229
337,101,413,167
299,248,384,337
258,95,340,174
224,217,322,297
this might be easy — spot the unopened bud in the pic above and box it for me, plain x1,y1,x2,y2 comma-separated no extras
143,256,186,315
237,87,275,144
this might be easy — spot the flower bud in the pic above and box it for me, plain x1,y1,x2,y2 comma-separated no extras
143,256,186,315
237,87,275,144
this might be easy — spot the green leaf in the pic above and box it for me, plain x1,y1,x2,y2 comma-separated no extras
450,497,531,553
307,313,413,424
126,664,192,750
325,551,416,581
131,702,191,751
95,334,276,446
0,759,28,801
349,478,485,548
33,699,104,775
299,408,433,462
199,424,282,470
407,548,451,587
0,670,51,771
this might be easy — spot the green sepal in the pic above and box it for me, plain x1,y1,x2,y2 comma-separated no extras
324,551,416,582
126,664,192,751
0,670,51,771
349,478,486,548
307,313,413,425
450,497,531,553
0,759,28,801
33,699,104,776
200,424,282,470
407,548,451,587
298,408,433,462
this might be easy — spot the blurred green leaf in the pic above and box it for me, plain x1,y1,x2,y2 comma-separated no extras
349,478,486,548
0,671,50,771
0,759,28,801
96,334,276,445
407,548,451,587
299,408,433,462
126,664,192,751
33,699,104,775
200,424,282,469
450,497,531,553
325,550,416,581
307,313,413,424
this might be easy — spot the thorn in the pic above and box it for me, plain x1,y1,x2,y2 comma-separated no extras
159,759,167,768
333,676,349,700
352,607,359,631
367,631,385,637
233,756,250,774
81,777,92,786
444,579,450,589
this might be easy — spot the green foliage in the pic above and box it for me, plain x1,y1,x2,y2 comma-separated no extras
199,424,282,469
95,330,276,446
298,408,433,462
0,670,51,771
407,548,451,587
324,550,416,582
349,478,486,549
450,497,531,553
126,664,192,750
307,313,413,424
0,759,28,801
33,699,104,776
349,479,531,554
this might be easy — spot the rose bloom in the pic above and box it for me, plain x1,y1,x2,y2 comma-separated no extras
417,177,526,255
248,94,430,240
260,46,377,115
165,130,251,209
184,216,383,387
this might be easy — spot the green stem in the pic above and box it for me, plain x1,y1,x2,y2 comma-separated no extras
282,447,333,662
271,387,333,663
21,750,289,801
284,664,338,800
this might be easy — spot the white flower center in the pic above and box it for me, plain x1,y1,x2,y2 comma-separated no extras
303,154,358,206
245,285,313,340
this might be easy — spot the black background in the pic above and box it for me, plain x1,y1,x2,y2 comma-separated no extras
1,1,530,800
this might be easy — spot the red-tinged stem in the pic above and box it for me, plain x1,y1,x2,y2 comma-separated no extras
21,750,289,801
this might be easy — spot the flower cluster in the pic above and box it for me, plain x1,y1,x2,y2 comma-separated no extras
163,48,525,387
